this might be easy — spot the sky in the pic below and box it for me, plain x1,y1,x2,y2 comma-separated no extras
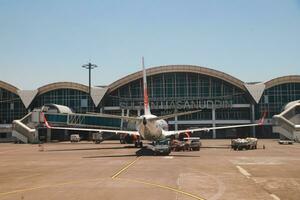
0,0,300,90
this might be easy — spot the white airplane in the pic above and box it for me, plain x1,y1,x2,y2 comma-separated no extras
43,57,265,147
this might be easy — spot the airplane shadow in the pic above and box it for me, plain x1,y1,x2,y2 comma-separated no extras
83,148,201,158
83,154,200,158
46,146,135,152
83,154,137,158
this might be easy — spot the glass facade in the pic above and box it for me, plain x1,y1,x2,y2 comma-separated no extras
31,89,96,113
256,83,300,119
109,73,247,102
0,88,26,123
104,72,250,121
0,67,299,140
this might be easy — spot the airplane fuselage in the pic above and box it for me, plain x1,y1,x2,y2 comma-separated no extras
137,114,168,141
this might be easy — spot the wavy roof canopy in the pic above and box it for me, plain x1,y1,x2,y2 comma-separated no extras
108,65,246,92
0,81,19,95
1,67,300,108
265,75,300,89
37,82,89,95
36,82,107,106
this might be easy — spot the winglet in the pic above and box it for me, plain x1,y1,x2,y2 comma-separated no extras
258,111,267,125
42,112,52,129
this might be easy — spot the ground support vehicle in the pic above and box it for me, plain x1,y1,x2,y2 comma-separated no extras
151,139,172,155
171,140,189,151
70,134,80,143
92,132,104,144
171,138,201,151
187,138,201,151
231,137,257,150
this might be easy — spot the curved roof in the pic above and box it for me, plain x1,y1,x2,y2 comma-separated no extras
108,65,246,92
42,104,73,114
265,75,300,89
284,100,300,111
0,81,19,95
38,82,89,95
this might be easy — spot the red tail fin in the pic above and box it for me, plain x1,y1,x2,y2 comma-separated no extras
258,112,267,125
42,112,52,129
142,57,151,115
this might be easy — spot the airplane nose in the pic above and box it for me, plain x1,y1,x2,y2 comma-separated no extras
143,117,147,125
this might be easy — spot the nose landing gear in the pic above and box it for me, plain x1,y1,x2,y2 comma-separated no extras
142,117,147,125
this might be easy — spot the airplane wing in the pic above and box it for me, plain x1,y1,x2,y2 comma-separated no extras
86,112,140,122
163,112,266,137
87,110,202,122
47,126,140,135
152,109,202,121
43,113,139,136
162,123,261,137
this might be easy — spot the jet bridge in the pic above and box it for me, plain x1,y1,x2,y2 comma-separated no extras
44,112,122,129
273,100,300,142
12,104,123,143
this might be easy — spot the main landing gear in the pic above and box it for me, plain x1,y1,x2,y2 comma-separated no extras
135,140,143,148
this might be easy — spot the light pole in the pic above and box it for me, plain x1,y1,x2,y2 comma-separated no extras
82,62,98,100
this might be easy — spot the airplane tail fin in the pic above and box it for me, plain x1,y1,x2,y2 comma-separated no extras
258,111,267,125
142,57,151,115
42,112,52,129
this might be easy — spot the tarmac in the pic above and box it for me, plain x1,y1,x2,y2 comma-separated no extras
0,139,300,200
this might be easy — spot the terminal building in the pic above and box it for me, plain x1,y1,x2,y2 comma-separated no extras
1,65,300,141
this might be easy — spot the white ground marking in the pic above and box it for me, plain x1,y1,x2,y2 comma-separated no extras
236,165,251,178
270,194,281,200
0,149,19,154
164,156,173,159
231,156,300,165
207,173,226,200
176,173,182,200
231,157,282,165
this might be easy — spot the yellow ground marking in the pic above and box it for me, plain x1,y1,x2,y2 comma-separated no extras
116,177,206,200
111,156,206,200
0,185,47,197
0,178,104,198
1,155,206,200
18,173,42,180
0,157,141,198
111,156,142,179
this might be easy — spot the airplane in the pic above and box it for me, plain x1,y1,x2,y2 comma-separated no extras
43,57,265,148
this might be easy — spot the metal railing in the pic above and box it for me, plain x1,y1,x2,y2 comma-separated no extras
12,112,36,143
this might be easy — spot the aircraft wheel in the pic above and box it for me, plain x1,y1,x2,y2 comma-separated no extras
135,141,143,148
